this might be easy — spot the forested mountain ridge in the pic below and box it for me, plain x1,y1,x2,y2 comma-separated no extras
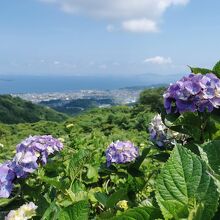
0,95,68,124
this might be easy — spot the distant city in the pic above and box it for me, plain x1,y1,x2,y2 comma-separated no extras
12,85,165,115
12,89,139,105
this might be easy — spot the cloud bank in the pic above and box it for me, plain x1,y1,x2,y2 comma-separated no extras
144,56,172,64
39,0,189,32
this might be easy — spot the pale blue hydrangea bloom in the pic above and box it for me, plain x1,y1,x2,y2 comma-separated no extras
106,140,139,167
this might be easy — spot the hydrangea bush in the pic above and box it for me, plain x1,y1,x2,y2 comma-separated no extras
1,61,220,219
0,135,63,199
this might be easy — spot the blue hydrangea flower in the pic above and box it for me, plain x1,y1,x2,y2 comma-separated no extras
106,141,139,167
12,135,63,178
0,161,15,198
164,73,220,113
149,114,187,149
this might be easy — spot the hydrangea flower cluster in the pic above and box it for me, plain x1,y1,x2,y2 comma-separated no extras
149,114,186,148
5,202,37,220
0,161,15,198
106,141,139,167
12,135,63,178
164,73,220,113
0,135,63,198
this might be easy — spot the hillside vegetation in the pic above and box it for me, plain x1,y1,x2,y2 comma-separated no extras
0,95,68,124
2,63,220,219
0,88,164,162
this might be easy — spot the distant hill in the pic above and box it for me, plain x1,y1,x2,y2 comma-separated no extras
40,98,115,115
0,95,68,124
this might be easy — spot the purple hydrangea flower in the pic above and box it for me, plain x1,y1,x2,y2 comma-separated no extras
164,73,220,113
0,161,15,198
149,114,187,148
106,141,139,167
12,135,63,178
0,135,63,198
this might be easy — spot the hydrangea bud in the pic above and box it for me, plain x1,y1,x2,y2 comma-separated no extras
106,141,139,167
164,73,220,113
5,202,37,220
117,200,128,210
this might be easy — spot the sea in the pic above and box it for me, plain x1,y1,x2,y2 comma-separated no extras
0,74,180,94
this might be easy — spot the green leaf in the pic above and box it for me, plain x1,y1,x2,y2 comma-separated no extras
94,192,108,207
106,189,128,208
188,66,213,75
68,149,91,181
164,112,202,142
156,145,219,220
0,197,16,207
151,152,170,162
213,60,220,77
202,140,220,175
132,148,150,169
42,201,61,220
87,165,99,180
188,203,204,220
39,176,64,190
127,148,150,177
58,200,89,220
113,206,162,220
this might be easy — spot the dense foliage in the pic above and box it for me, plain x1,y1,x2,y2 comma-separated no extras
0,95,68,124
2,62,220,220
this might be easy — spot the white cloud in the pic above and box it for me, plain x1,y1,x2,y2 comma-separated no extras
122,19,158,33
144,56,172,64
39,0,190,32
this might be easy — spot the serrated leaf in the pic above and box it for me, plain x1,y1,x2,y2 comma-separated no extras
202,140,220,175
113,206,162,220
188,66,213,75
106,189,128,208
68,149,91,181
42,201,61,220
58,200,89,220
156,145,219,220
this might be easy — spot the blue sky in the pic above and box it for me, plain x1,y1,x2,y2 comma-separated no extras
0,0,220,78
